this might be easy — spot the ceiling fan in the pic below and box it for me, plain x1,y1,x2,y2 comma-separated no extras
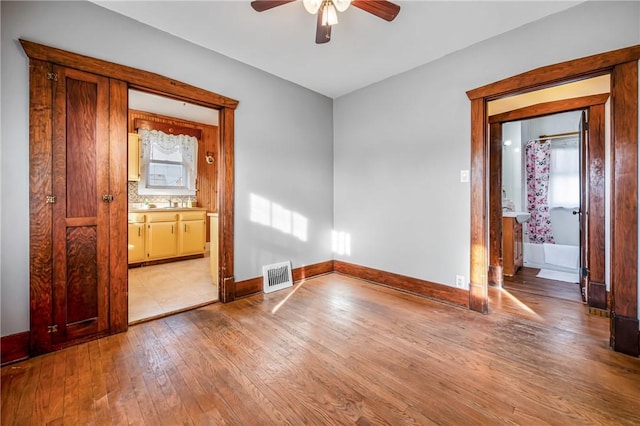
250,0,401,44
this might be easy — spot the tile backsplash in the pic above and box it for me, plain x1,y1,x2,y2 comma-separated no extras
128,182,197,208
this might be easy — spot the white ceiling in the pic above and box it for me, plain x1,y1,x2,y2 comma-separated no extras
94,1,583,98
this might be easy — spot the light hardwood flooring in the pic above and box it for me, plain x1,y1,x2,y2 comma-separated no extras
3,273,639,425
504,266,583,303
128,255,218,324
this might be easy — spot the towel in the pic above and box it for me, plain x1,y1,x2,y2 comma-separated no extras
543,243,579,269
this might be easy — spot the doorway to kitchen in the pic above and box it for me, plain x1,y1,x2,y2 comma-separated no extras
127,90,220,324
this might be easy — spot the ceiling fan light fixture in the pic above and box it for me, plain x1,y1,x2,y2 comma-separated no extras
333,0,351,12
303,0,322,14
321,2,339,26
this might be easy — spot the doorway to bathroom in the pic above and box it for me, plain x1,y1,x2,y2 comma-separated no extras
501,111,584,303
488,88,609,310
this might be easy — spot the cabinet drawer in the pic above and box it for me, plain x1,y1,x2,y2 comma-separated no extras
146,212,178,223
179,211,206,221
128,213,146,223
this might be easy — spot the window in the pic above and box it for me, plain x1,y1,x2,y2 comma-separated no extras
138,129,198,196
548,139,579,208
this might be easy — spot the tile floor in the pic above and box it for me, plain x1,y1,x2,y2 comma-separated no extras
128,253,218,324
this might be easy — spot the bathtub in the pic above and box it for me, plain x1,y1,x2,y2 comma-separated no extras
523,242,579,273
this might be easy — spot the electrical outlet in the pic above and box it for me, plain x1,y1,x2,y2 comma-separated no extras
460,170,469,183
455,275,465,288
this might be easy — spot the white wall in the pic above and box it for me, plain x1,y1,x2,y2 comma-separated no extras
333,1,640,289
0,1,334,336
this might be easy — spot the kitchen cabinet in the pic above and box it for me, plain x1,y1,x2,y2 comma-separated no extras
146,212,178,260
128,133,140,181
128,213,146,264
178,211,206,256
127,208,207,264
503,216,523,276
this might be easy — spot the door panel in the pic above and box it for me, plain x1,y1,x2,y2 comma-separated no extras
586,103,607,309
52,65,110,344
579,111,588,303
489,122,503,287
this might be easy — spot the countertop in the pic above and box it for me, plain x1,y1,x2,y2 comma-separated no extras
128,207,207,213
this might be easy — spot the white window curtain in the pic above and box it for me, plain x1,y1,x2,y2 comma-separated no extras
137,129,198,195
548,139,579,209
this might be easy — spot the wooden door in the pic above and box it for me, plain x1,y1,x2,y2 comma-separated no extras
578,111,589,303
488,121,503,287
585,103,607,309
51,65,111,344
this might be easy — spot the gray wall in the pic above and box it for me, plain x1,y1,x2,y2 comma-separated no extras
333,1,640,289
1,1,334,336
2,1,639,338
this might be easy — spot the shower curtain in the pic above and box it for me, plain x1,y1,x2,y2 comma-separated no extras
525,140,555,244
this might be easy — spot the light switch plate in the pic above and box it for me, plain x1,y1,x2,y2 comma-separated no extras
460,170,469,183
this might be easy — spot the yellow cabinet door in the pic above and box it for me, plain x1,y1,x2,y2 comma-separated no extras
179,220,206,256
146,222,178,260
128,223,145,263
128,133,140,181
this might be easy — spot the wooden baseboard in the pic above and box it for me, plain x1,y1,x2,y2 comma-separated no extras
235,260,335,299
612,314,640,357
589,281,607,310
1,331,30,365
334,260,469,308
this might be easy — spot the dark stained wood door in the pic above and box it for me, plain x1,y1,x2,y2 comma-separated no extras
585,103,607,310
578,111,588,303
51,65,111,344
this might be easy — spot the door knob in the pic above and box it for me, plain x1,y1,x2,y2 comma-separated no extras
572,209,581,215
102,194,114,203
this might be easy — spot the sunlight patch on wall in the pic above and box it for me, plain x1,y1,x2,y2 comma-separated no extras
250,193,308,242
332,230,351,256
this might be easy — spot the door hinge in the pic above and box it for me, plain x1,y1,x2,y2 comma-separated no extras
46,195,57,204
47,324,59,333
46,72,58,81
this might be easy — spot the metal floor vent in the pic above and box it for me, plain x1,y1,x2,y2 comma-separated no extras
263,261,293,293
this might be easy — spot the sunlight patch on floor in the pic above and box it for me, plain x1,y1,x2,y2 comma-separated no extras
271,280,306,315
499,288,543,321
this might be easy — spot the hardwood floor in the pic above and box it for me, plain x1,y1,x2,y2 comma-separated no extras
503,266,583,303
3,273,639,425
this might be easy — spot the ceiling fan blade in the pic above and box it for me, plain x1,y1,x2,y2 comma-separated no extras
250,0,296,12
351,0,400,22
315,12,331,44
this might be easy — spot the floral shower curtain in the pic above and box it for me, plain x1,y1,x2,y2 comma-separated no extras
525,140,555,244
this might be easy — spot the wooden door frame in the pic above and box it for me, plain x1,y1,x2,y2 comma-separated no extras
487,94,609,305
466,45,640,356
21,39,238,353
